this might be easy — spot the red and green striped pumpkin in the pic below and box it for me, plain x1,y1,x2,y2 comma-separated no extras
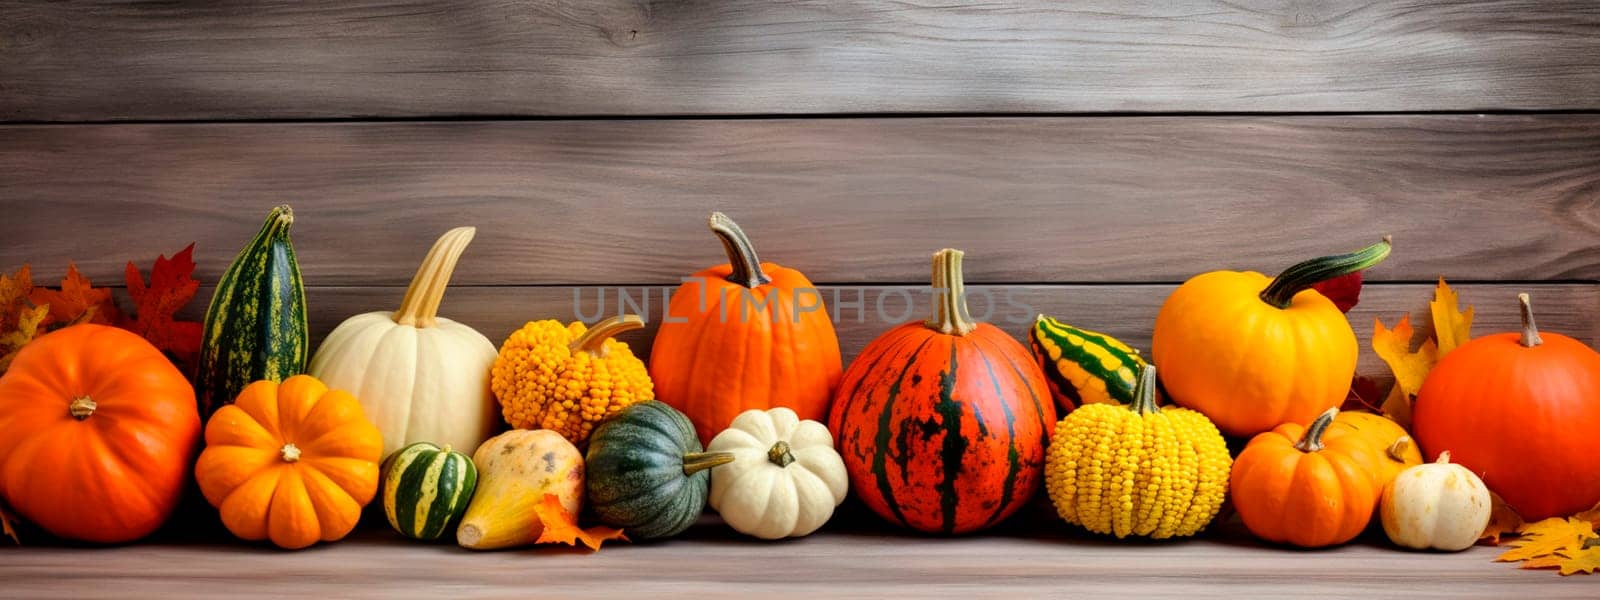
829,249,1057,534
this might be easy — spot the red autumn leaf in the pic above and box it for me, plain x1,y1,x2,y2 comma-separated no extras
1310,271,1363,313
532,493,628,551
119,244,202,366
29,262,119,327
1340,375,1386,413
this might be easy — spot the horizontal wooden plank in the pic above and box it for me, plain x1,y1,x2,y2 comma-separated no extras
3,515,1592,599
3,1,1599,120
5,116,1599,286
154,282,1597,383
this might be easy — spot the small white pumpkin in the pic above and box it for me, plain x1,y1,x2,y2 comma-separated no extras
1380,451,1492,551
309,227,499,459
707,407,848,539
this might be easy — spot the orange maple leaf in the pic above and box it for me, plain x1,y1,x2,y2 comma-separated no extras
1479,492,1525,546
1371,316,1437,428
0,304,49,372
0,264,33,332
1429,278,1474,357
1575,500,1600,531
532,493,627,551
29,263,119,327
1557,546,1600,575
119,244,202,367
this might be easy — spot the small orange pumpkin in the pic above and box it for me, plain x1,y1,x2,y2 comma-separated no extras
1230,408,1382,547
650,212,843,443
0,324,200,543
1152,238,1390,437
195,375,383,549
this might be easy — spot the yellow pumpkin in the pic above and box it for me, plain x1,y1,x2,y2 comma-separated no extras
194,375,383,550
1151,238,1390,437
1333,410,1422,488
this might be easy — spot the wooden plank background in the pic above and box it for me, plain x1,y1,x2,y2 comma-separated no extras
3,1,1600,120
4,116,1599,286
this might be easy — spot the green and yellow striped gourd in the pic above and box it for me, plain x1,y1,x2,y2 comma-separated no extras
195,205,308,419
1029,314,1145,411
383,442,478,541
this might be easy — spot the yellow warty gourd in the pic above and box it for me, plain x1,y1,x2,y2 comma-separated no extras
1045,364,1232,539
491,314,655,445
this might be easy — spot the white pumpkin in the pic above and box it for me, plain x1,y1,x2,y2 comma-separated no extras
1380,451,1492,551
309,227,499,459
707,407,848,539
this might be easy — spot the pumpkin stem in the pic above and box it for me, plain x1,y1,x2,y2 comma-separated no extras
708,212,771,289
1130,364,1160,416
569,314,646,358
682,451,735,476
1387,436,1413,463
280,443,302,463
68,396,97,421
1518,293,1543,348
926,248,977,336
394,226,477,328
1259,236,1391,309
1294,408,1340,453
1436,450,1452,465
767,441,797,467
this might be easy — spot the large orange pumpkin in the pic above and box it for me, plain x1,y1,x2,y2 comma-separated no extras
1152,238,1390,437
1413,293,1600,520
0,324,201,543
1230,408,1382,547
650,212,843,443
195,375,383,549
830,249,1056,534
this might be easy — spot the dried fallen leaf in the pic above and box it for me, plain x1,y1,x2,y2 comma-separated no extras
1497,518,1594,562
1310,271,1363,313
1430,278,1474,357
1557,547,1600,575
1575,500,1600,531
1520,554,1566,570
29,262,119,327
120,244,203,368
1479,492,1525,546
0,500,19,544
532,493,627,551
0,264,32,332
0,304,48,372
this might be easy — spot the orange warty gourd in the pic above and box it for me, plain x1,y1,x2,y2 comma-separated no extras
1413,293,1600,521
651,212,843,444
1151,238,1391,437
0,325,201,543
195,375,383,549
1230,408,1382,548
830,249,1057,534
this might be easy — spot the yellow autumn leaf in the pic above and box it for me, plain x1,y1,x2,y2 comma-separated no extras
1497,518,1595,562
1430,278,1474,357
1557,547,1600,575
1372,315,1438,398
1520,554,1566,570
1522,517,1597,540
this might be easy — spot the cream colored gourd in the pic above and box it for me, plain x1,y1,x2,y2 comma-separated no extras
707,407,848,539
1380,452,1491,552
457,429,584,550
309,227,499,459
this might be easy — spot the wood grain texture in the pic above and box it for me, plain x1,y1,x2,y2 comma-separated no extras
170,282,1596,382
2,516,1592,599
5,116,1599,286
4,1,1600,120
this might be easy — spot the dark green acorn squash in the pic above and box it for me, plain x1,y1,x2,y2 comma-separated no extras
584,401,731,540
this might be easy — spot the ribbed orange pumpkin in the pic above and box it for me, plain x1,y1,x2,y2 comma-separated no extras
1332,410,1421,489
830,249,1056,534
1152,238,1390,437
0,324,200,543
1413,294,1600,520
1230,408,1382,547
651,212,843,444
195,375,383,549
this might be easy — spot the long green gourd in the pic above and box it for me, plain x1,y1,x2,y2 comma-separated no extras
195,205,308,419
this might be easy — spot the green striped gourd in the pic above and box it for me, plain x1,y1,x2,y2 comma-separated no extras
195,205,308,419
1029,314,1145,411
383,442,478,541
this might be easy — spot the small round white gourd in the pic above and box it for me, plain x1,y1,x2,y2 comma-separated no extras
309,227,499,459
1380,451,1492,551
707,407,848,539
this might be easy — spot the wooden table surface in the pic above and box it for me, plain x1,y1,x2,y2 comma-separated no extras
3,505,1591,599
